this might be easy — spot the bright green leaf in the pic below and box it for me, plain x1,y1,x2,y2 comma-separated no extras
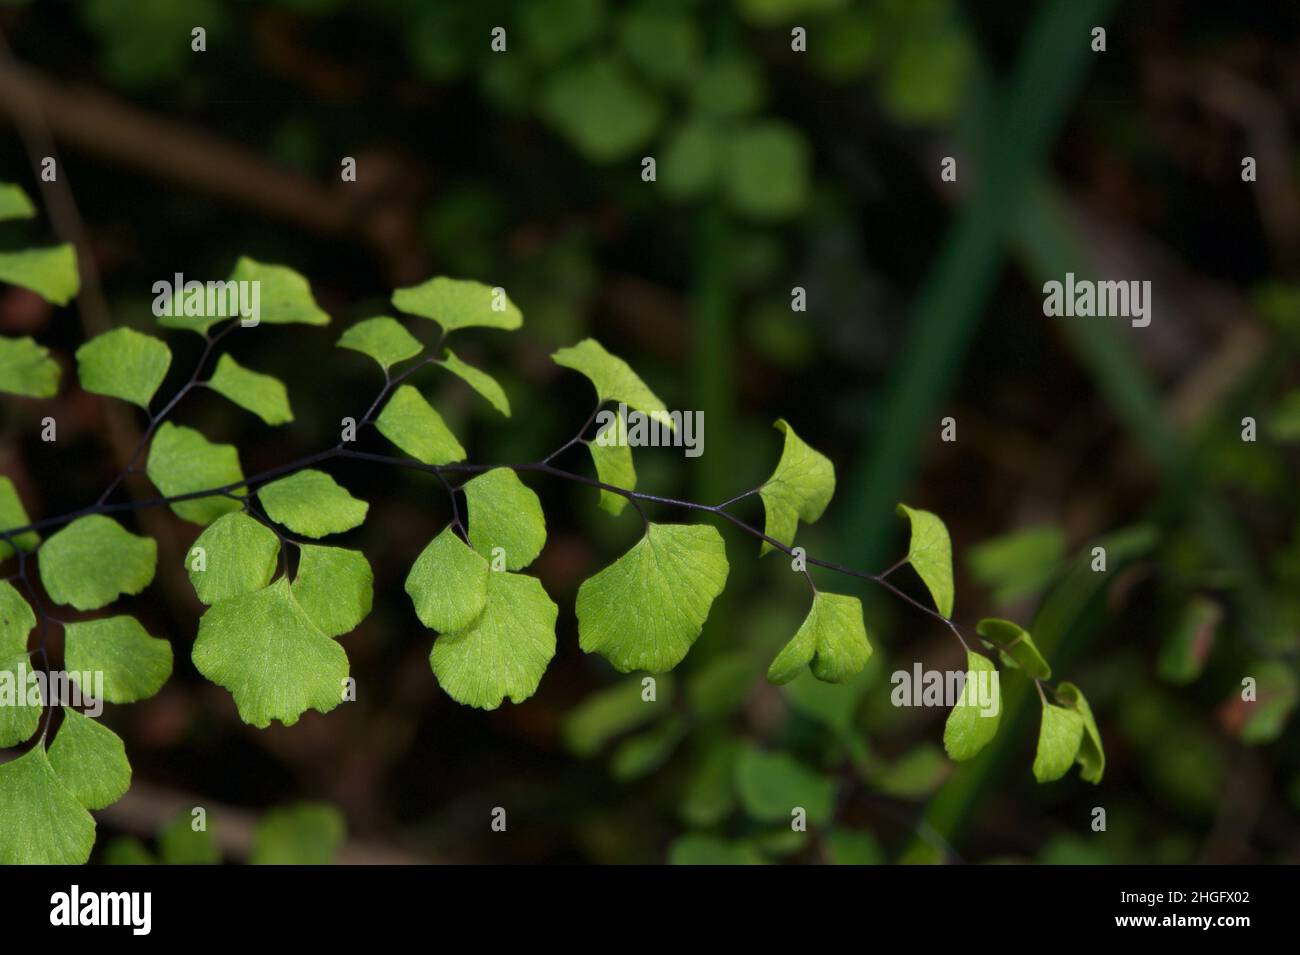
440,348,510,415
0,652,41,747
192,577,348,728
374,384,466,465
186,511,280,605
0,581,35,657
576,522,728,673
767,591,872,684
64,616,173,703
428,571,557,710
291,544,372,637
896,503,954,617
258,469,367,538
0,746,94,864
0,479,38,558
942,650,1002,761
977,617,1051,680
146,422,245,524
74,327,171,410
1056,681,1105,783
207,353,293,425
463,468,545,570
758,418,834,555
38,515,157,611
0,335,60,398
229,257,329,325
337,316,422,371
587,411,635,515
552,338,672,426
250,803,346,865
405,526,489,633
0,183,35,221
0,244,79,305
1033,703,1085,783
391,276,522,332
734,746,835,824
48,708,131,810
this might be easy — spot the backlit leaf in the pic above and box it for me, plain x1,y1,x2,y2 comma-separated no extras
428,571,557,710
146,422,246,524
440,348,510,415
942,650,1001,761
897,503,954,617
38,515,156,611
405,526,489,633
1033,703,1085,783
767,591,872,684
64,615,173,703
758,419,834,555
375,384,466,465
463,468,545,570
258,469,367,538
291,544,373,637
75,327,171,409
0,581,35,656
587,411,635,515
229,257,329,326
192,577,348,728
977,617,1050,680
0,652,40,747
391,276,522,332
1056,681,1105,783
48,708,131,810
552,338,671,426
0,244,79,305
0,746,94,864
0,183,35,221
0,335,60,398
337,316,422,371
186,511,280,605
576,522,728,673
207,353,293,425
0,479,39,557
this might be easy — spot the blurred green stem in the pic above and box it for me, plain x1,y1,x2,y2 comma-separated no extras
838,0,1118,568
691,200,734,508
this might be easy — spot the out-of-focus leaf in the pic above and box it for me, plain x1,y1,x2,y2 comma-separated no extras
1156,597,1220,685
967,526,1065,606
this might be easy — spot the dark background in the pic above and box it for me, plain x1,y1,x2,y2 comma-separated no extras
1,0,1298,863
